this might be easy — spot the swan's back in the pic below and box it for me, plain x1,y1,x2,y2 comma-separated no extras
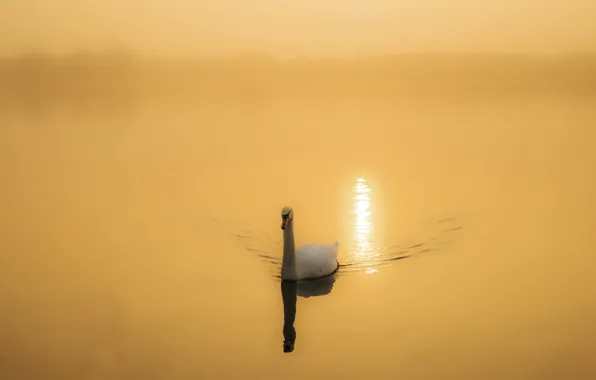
295,242,339,280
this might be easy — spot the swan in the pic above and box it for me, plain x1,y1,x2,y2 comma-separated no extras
280,207,339,280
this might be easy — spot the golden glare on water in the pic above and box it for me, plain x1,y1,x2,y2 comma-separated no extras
351,176,379,271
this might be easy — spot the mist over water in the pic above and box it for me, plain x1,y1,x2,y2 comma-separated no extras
1,77,596,377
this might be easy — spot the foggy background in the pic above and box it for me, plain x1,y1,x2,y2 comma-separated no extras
1,0,596,57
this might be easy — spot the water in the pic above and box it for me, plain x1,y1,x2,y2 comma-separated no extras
1,95,596,379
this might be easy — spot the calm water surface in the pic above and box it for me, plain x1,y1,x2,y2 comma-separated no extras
1,96,596,379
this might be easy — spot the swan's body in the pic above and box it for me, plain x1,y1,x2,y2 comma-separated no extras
280,207,339,281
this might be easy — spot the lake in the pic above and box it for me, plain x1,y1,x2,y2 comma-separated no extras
1,94,595,379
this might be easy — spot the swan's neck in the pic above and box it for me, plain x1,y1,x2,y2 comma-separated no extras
281,220,298,280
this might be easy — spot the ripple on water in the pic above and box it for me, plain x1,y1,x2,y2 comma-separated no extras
223,176,462,278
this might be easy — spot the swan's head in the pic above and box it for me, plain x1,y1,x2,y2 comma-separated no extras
283,340,295,353
281,207,293,230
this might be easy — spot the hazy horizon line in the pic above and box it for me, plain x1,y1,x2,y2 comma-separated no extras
3,49,596,61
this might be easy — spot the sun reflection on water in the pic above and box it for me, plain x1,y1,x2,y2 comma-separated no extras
351,175,378,261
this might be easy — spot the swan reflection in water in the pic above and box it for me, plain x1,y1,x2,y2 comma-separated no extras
281,274,336,353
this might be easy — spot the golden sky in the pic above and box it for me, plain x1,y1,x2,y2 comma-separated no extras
1,0,595,57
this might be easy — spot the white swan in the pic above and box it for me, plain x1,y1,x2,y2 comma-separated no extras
280,207,339,280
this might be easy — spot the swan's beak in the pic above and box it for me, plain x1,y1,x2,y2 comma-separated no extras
281,215,291,230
